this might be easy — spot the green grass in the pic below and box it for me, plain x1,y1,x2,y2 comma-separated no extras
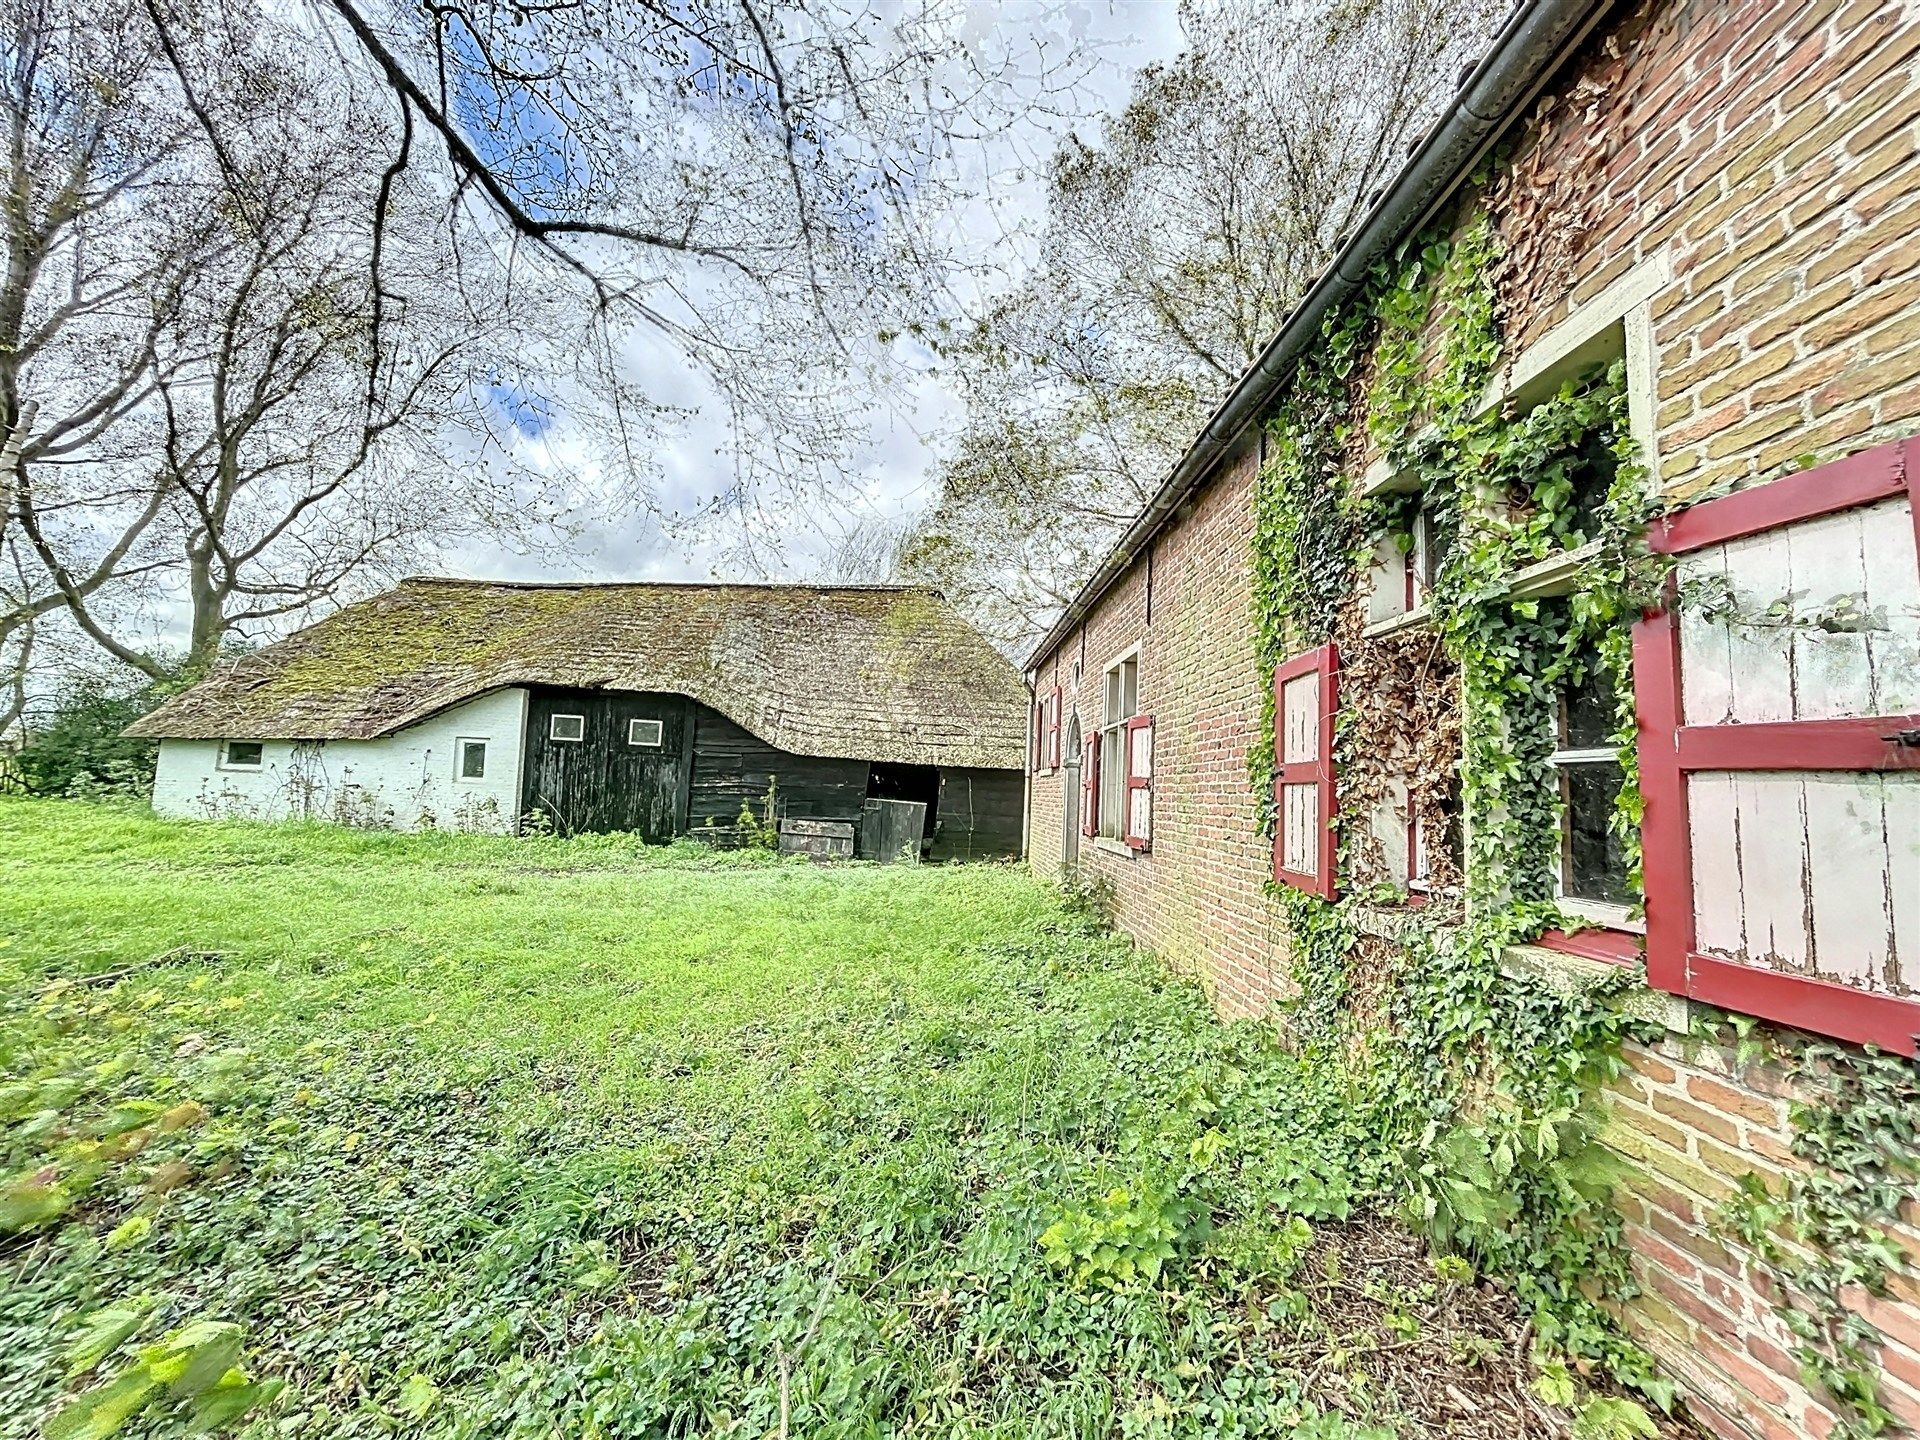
0,799,1547,1440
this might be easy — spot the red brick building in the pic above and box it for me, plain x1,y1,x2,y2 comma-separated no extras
1022,1,1920,1436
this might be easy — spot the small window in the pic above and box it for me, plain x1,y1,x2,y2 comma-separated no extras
1408,770,1464,893
1550,646,1633,913
627,718,664,748
550,714,585,742
1409,505,1452,609
457,739,488,780
219,740,264,771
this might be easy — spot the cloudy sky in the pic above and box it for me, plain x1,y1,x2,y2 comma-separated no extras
443,0,1192,591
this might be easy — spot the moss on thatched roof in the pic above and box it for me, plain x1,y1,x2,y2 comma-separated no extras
128,579,1029,770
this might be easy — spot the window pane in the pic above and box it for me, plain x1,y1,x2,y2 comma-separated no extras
551,714,585,742
1562,760,1632,905
1121,658,1138,718
460,742,486,779
224,740,263,767
629,719,663,748
1099,724,1125,837
1562,662,1619,751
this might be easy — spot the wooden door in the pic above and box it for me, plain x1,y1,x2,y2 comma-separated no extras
521,689,692,839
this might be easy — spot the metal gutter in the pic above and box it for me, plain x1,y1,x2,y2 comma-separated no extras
1022,0,1608,673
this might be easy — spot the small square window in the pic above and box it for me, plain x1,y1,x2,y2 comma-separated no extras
457,739,487,780
220,740,264,770
550,714,585,742
628,718,664,748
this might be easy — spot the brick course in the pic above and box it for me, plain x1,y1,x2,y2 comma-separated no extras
1023,0,1920,1433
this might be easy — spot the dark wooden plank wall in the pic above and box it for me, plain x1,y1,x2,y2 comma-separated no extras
931,767,1024,861
686,705,870,839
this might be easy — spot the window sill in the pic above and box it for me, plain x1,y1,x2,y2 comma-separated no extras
1361,606,1434,640
1501,942,1689,1033
1505,541,1603,599
1091,835,1139,859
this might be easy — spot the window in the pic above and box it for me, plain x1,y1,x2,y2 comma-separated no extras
1273,645,1338,898
1098,654,1138,841
1408,770,1463,894
457,739,487,780
550,714,585,742
1408,505,1451,610
219,740,264,771
628,718,664,748
1637,436,1920,1055
1031,688,1060,773
1365,499,1452,628
1550,644,1634,919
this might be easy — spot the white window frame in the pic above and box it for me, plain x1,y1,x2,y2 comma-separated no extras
549,713,585,743
1548,686,1642,933
218,739,265,772
627,717,664,749
1097,647,1140,845
455,738,489,781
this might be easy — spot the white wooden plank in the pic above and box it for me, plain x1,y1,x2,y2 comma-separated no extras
1721,529,1798,724
1680,546,1738,727
1784,508,1873,721
1886,776,1920,995
1732,772,1812,969
1281,672,1319,765
1364,538,1407,626
1688,772,1746,959
1282,782,1316,874
1861,497,1920,715
1803,773,1891,989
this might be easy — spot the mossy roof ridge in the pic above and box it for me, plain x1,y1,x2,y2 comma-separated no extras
128,579,1031,770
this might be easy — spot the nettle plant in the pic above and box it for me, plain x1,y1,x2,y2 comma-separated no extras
1248,209,1678,1424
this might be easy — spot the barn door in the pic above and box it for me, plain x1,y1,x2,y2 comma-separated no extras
522,689,691,839
1636,439,1920,1052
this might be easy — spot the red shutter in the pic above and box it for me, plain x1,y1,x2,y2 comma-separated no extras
1273,645,1338,899
1124,715,1153,851
1031,692,1046,774
1048,685,1062,769
1081,731,1101,837
1637,437,1920,1054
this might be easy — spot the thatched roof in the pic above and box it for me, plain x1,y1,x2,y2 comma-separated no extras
128,579,1029,770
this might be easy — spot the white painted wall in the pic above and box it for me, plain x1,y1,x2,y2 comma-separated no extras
152,689,529,834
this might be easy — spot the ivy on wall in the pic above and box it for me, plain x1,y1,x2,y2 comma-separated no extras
1246,208,1678,1430
1244,196,1920,1440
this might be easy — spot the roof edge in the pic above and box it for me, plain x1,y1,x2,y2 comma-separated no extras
400,576,940,596
1023,0,1608,671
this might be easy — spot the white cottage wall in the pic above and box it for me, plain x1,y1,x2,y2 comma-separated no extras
151,689,530,834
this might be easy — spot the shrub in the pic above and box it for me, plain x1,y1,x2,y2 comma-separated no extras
13,676,170,798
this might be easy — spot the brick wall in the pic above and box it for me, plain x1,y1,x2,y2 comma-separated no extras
1022,0,1920,1433
1028,439,1292,1015
1503,0,1920,501
1608,1032,1920,1439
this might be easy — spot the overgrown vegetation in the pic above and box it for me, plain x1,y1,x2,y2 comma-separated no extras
10,676,172,799
3,799,1674,1439
1247,206,1682,1436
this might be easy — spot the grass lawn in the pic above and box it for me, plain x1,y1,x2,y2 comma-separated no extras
0,799,1636,1439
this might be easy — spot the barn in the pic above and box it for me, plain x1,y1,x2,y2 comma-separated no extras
127,578,1028,859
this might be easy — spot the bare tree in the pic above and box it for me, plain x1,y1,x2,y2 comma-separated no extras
903,0,1505,653
68,5,568,673
0,0,227,698
309,0,1106,530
